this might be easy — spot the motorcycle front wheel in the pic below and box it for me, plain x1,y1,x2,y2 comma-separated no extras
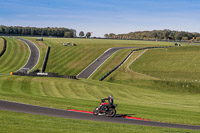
93,107,99,115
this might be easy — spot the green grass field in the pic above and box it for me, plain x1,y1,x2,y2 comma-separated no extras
0,37,200,132
22,37,174,75
0,37,29,73
90,49,132,80
0,75,200,126
0,37,4,52
98,49,157,81
0,110,198,133
130,46,200,82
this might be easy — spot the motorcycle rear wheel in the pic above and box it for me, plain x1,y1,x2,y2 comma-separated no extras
107,108,116,117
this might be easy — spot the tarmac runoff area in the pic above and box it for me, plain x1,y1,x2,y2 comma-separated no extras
0,100,200,130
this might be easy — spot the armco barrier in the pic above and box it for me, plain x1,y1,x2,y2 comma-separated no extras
0,37,7,57
41,46,50,72
13,72,77,79
99,46,173,81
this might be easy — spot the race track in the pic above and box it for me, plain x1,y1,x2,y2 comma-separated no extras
77,47,136,79
17,38,40,72
0,100,200,130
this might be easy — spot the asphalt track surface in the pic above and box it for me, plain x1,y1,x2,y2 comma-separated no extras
0,100,200,130
77,47,136,79
17,38,40,72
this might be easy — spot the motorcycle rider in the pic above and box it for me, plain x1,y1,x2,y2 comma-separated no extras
101,94,114,106
93,94,116,116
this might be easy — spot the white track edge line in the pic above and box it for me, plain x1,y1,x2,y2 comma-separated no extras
16,38,40,72
77,48,112,77
30,39,40,72
16,38,32,72
87,49,120,79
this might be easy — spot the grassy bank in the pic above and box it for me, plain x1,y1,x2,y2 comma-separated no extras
22,37,173,75
0,37,4,52
0,75,199,125
130,46,200,82
1,37,199,132
0,38,29,73
90,49,132,80
0,110,198,133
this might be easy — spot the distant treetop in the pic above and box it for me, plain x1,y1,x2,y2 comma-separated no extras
105,29,200,41
0,25,76,37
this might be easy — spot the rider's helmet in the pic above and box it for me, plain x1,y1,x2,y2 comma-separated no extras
109,94,114,104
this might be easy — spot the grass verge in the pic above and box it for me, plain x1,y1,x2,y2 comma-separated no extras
0,75,199,126
0,37,4,52
131,46,200,82
0,110,199,133
0,38,29,73
23,37,174,75
90,49,133,80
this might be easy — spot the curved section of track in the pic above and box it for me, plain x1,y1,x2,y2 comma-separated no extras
0,100,200,130
17,38,40,72
77,47,137,79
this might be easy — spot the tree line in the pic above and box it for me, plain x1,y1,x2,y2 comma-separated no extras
105,29,200,41
0,25,76,37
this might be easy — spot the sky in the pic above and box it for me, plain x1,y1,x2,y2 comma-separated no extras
0,0,200,37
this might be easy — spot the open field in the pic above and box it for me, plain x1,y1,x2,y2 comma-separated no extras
101,45,200,83
130,46,200,82
0,37,199,132
0,75,200,126
0,110,199,133
0,37,29,74
0,37,4,52
23,37,174,75
95,49,157,81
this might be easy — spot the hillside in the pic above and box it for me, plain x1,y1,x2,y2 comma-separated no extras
0,37,200,132
24,37,174,75
0,37,29,73
0,38,3,52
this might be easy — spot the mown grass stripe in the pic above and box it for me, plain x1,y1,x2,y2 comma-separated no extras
0,38,29,73
0,37,4,54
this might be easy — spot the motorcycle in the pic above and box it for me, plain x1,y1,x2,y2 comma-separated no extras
93,102,117,117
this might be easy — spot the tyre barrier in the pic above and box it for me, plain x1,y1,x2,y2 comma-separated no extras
13,72,77,79
99,46,173,81
0,37,7,57
41,46,50,72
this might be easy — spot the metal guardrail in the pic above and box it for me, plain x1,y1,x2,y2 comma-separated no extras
41,46,50,72
13,72,77,79
0,37,7,57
